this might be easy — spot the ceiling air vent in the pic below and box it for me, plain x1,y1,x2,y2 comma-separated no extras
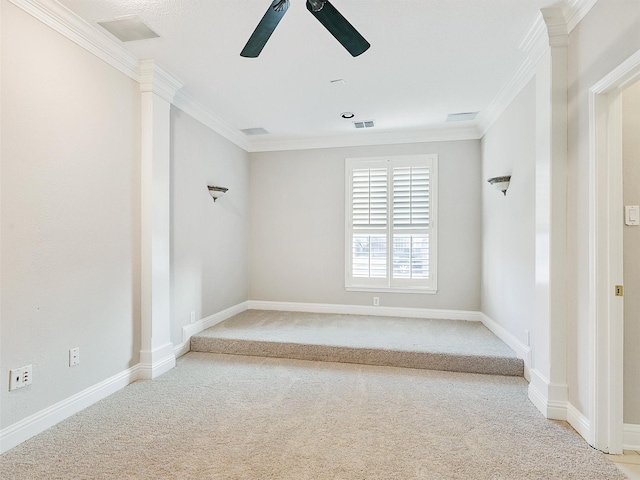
353,120,375,129
97,16,159,42
241,128,269,136
446,112,479,122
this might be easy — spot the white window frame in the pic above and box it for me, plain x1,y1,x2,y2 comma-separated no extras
345,154,438,294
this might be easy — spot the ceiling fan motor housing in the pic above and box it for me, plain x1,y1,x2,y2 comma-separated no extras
307,0,327,12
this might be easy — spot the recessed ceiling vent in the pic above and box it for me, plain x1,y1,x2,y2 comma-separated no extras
97,16,159,42
241,127,270,136
353,120,375,129
446,112,479,122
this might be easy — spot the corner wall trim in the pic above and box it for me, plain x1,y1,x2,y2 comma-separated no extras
174,301,250,358
0,365,141,454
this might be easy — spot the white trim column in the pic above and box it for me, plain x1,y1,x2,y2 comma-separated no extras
529,7,569,420
138,60,182,379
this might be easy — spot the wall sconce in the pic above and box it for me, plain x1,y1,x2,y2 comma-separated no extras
208,185,228,202
487,176,511,196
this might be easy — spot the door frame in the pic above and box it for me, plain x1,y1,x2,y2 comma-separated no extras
588,48,640,454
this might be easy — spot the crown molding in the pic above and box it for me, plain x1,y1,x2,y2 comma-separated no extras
564,0,599,33
10,0,249,150
541,6,569,47
172,91,251,151
477,0,593,136
476,50,539,137
246,125,481,153
9,0,140,79
138,60,183,102
11,0,600,154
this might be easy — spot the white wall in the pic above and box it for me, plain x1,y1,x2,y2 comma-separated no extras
249,140,481,311
1,1,140,428
566,0,640,417
170,108,249,345
623,80,640,424
480,79,536,347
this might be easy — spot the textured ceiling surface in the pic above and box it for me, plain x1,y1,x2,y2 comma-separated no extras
57,0,560,147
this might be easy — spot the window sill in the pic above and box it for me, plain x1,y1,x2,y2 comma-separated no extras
345,286,437,295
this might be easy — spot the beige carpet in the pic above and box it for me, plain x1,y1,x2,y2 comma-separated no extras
191,310,524,376
0,352,624,479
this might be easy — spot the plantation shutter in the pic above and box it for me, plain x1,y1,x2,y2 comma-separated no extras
352,168,388,229
392,167,431,280
351,168,388,279
392,167,429,230
346,155,437,292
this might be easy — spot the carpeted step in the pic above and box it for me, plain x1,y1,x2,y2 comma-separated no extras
190,310,524,377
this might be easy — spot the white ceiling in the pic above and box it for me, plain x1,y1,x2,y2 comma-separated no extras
56,0,563,151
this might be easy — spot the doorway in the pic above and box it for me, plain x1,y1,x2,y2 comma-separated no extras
589,48,640,454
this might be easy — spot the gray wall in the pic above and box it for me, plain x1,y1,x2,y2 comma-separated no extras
1,1,141,428
170,108,249,345
249,140,482,311
480,79,536,347
623,80,640,424
566,0,640,417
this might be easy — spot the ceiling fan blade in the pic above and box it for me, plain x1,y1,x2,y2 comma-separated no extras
241,0,290,58
306,0,370,57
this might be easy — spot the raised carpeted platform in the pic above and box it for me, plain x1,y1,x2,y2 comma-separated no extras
191,310,524,376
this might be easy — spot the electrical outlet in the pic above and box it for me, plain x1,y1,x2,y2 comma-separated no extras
9,364,32,391
69,347,80,367
190,311,196,324
373,296,380,306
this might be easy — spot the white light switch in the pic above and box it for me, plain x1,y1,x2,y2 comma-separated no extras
625,206,640,226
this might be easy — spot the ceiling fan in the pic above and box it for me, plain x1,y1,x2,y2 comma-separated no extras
241,0,370,58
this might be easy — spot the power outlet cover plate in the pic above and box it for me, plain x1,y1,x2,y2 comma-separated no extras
69,347,80,367
9,365,32,391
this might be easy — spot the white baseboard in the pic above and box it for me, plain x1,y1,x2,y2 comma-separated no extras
567,403,591,445
0,365,141,454
624,423,640,450
478,313,531,380
174,301,249,357
528,368,568,421
556,417,640,452
247,300,482,322
139,342,176,380
138,354,175,380
0,301,250,455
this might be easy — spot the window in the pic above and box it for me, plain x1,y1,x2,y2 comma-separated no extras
345,155,438,293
